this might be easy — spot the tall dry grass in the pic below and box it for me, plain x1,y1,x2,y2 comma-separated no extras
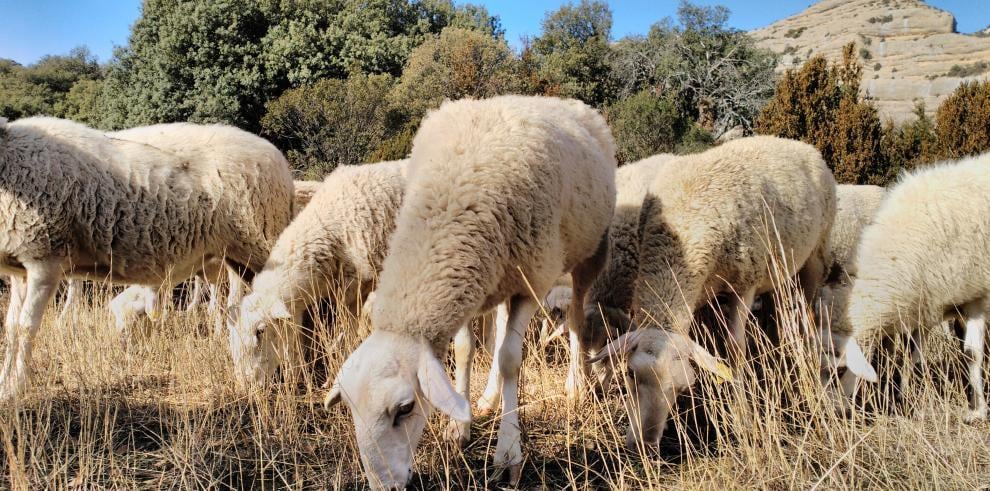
0,273,988,490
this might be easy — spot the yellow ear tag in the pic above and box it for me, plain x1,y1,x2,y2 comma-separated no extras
713,362,734,384
148,311,161,322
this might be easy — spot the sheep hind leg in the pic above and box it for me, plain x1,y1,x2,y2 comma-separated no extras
0,260,61,401
962,304,987,423
565,233,610,403
4,276,26,333
492,295,539,487
726,287,757,364
445,322,474,447
477,302,509,415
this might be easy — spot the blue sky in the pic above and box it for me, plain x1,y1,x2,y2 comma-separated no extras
0,0,986,65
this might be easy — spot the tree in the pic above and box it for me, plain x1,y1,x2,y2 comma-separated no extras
934,80,990,159
606,89,689,162
390,27,520,120
880,103,938,184
261,73,396,177
609,1,777,137
527,0,616,106
0,47,103,121
55,79,106,127
101,0,500,131
757,43,885,184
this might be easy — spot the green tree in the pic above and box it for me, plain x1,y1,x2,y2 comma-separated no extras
880,103,938,184
0,47,103,121
102,0,500,131
261,73,396,177
55,79,106,127
756,43,885,184
934,80,990,159
606,89,689,162
527,0,616,106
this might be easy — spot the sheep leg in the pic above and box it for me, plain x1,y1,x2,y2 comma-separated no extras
477,302,509,415
4,276,26,332
0,260,61,401
566,233,610,402
962,308,987,423
726,287,757,364
445,322,474,447
186,276,204,311
492,295,538,487
109,285,157,343
215,267,245,336
59,279,83,319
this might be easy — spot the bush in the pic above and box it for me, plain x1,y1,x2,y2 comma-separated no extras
756,43,885,184
934,80,990,159
946,62,990,78
606,89,689,162
880,103,938,184
261,73,396,178
676,123,714,154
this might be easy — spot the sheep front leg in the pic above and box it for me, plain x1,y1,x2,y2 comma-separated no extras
477,302,509,415
963,308,987,423
4,276,25,332
445,322,474,447
566,233,609,402
726,287,757,364
0,260,61,401
493,295,538,487
186,276,204,311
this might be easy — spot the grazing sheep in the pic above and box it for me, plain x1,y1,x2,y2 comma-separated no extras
592,136,836,450
837,152,990,422
229,159,407,390
815,185,886,362
186,182,321,314
324,95,616,489
0,117,293,400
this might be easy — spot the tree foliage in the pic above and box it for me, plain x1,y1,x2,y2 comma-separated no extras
756,43,884,184
261,73,396,177
0,47,102,120
605,89,690,162
934,80,990,159
610,1,777,137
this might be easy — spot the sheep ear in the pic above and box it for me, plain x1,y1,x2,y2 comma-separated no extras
417,347,470,423
842,337,878,383
269,299,291,320
589,330,642,364
688,341,734,383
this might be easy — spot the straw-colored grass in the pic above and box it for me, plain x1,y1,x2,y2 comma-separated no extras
1,276,988,490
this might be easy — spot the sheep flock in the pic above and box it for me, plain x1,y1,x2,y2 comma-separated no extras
1,96,989,489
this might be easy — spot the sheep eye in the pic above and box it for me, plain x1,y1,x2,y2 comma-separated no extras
393,401,415,426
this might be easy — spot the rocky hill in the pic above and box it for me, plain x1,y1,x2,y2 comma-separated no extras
751,0,990,122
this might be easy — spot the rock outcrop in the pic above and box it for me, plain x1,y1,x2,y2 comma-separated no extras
751,0,990,123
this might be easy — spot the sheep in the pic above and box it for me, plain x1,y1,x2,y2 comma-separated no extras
323,95,616,490
592,136,837,451
228,159,408,390
186,181,321,314
837,152,990,422
815,185,886,361
0,117,293,400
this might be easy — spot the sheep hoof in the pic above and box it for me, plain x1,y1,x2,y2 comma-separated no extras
964,407,987,424
476,395,499,416
444,420,471,448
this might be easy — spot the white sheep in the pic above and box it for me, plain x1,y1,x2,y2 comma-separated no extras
228,159,407,390
185,181,321,314
0,117,293,400
837,152,990,422
592,136,836,450
323,95,617,489
815,185,886,362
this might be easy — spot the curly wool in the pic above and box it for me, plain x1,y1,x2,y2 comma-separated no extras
636,136,836,331
847,152,990,341
0,117,293,285
372,95,617,346
249,160,408,315
584,153,674,345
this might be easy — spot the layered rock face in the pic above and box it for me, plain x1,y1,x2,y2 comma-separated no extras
751,0,990,123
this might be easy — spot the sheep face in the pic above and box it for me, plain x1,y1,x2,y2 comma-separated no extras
324,330,470,490
591,329,731,451
228,292,289,389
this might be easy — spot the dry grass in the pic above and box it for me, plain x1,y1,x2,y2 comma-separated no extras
1,280,989,490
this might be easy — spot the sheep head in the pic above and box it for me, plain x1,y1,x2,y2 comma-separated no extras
324,330,469,490
590,329,732,451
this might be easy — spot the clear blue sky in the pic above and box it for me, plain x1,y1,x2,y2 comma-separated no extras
0,0,986,65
